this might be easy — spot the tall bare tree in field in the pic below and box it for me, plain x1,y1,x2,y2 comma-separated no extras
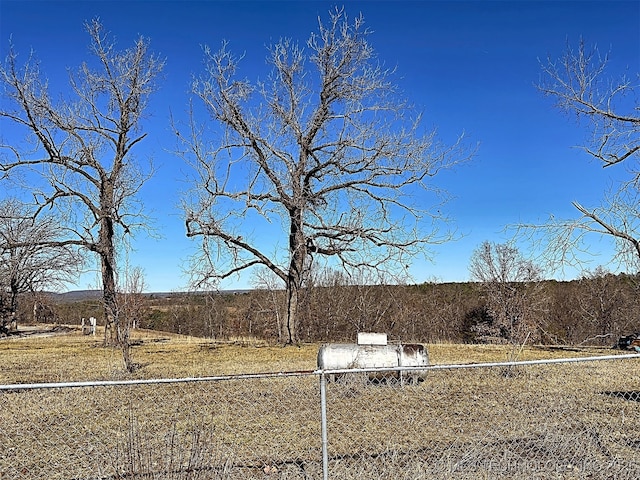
178,10,468,344
0,20,163,346
530,40,639,271
0,199,81,332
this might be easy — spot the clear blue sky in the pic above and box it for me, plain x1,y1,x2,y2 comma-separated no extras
1,1,638,292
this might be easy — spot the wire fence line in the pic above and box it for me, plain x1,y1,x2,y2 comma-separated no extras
1,353,640,479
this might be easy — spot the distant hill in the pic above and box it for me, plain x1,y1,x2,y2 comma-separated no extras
50,289,253,302
51,290,103,302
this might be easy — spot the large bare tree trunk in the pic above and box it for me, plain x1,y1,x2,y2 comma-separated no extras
9,279,18,331
285,283,298,345
285,210,305,344
100,247,118,345
98,185,120,345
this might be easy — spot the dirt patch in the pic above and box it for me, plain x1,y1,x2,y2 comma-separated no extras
0,324,76,340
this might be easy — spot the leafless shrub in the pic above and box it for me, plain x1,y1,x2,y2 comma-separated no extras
469,241,549,345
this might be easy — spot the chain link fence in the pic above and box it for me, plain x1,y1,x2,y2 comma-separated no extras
1,354,640,479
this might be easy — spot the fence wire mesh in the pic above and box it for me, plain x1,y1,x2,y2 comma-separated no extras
1,355,639,479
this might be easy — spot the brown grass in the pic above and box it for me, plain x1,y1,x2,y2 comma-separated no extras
0,324,612,384
0,326,319,384
1,327,639,479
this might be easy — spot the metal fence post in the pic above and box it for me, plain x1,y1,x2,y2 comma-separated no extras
320,371,329,480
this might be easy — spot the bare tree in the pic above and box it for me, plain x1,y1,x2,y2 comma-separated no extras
0,20,164,346
528,40,639,271
178,9,469,344
0,198,81,332
469,241,548,345
576,266,630,345
116,265,147,372
251,268,286,343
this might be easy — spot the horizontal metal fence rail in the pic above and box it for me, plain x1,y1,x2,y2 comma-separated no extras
0,369,318,391
1,353,639,479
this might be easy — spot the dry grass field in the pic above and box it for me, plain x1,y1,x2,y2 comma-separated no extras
1,326,640,479
0,324,612,384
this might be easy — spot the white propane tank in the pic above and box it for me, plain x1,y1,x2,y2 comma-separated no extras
317,335,429,384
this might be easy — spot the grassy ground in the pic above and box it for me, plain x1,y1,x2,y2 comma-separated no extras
1,326,639,479
0,324,615,384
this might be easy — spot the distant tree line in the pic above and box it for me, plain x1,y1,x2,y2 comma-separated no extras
39,270,639,347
